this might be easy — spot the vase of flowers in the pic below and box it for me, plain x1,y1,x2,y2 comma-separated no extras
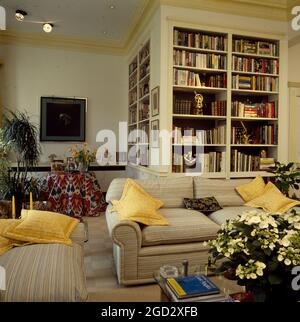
69,144,96,172
206,209,300,302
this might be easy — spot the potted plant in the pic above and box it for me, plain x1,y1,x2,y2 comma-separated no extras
206,210,300,302
1,111,41,217
271,162,300,198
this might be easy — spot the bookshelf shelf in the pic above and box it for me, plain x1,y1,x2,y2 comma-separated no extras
174,65,227,73
232,52,279,59
139,118,150,123
173,114,226,120
231,89,278,95
232,70,279,77
170,26,280,177
139,93,150,102
231,117,278,122
173,85,226,93
139,73,150,84
173,144,226,147
129,102,137,109
174,45,227,55
129,85,137,92
140,54,150,66
230,171,275,178
231,144,278,147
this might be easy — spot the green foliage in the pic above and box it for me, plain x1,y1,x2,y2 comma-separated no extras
0,111,41,204
272,161,300,197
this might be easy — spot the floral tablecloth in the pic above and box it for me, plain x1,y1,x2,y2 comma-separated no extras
39,172,107,218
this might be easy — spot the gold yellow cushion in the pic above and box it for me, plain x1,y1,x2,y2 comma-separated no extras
3,210,79,246
245,182,300,213
112,179,168,226
0,219,28,255
236,176,266,202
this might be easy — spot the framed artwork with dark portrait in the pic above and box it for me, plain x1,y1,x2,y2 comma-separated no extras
40,97,87,142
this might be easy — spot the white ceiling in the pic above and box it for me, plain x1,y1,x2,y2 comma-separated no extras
0,0,147,41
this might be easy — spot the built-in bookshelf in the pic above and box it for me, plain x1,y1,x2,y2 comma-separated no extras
128,40,151,167
171,27,280,178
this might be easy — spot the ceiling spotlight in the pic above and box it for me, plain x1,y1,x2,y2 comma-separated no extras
43,23,53,33
109,5,116,9
15,10,27,22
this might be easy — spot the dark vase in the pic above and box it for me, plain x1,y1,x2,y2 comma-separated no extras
247,283,300,303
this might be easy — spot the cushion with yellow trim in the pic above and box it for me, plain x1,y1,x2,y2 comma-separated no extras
3,210,79,246
236,176,266,202
112,179,168,226
245,182,300,213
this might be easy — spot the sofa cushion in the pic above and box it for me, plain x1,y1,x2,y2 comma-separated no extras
106,177,193,208
207,206,260,225
193,178,252,207
141,208,219,246
0,243,88,302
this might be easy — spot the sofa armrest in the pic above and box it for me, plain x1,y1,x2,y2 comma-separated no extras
105,204,142,249
105,204,142,284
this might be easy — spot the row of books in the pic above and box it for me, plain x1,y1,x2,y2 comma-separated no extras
173,50,227,70
232,56,279,75
172,152,226,173
232,39,279,57
139,103,149,121
231,150,261,172
129,59,137,76
231,124,277,145
174,69,227,88
232,75,278,92
173,126,226,145
129,73,137,90
129,106,137,124
129,90,137,106
173,99,226,116
174,30,227,51
231,150,275,172
231,101,278,118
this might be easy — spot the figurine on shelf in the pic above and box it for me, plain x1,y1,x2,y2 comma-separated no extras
193,91,204,115
183,151,197,167
240,121,252,144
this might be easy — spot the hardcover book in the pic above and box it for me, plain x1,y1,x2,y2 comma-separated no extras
166,275,220,299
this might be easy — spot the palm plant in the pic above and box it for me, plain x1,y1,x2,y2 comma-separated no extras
1,111,41,216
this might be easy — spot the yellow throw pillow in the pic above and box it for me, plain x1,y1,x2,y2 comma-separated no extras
112,179,168,226
0,219,29,255
245,182,300,213
117,178,164,209
3,210,79,246
0,236,13,255
236,176,266,202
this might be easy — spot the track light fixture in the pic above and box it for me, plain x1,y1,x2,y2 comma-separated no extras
15,10,27,22
43,23,53,33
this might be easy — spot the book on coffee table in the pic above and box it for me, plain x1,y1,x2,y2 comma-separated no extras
166,275,220,299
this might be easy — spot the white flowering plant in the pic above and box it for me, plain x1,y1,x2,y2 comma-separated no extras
207,209,300,299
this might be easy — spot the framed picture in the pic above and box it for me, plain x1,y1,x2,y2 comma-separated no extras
40,97,87,141
151,119,159,148
151,86,160,117
257,41,272,56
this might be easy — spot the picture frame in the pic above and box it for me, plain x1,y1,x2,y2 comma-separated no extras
151,119,160,148
151,86,160,117
40,96,87,142
257,41,272,56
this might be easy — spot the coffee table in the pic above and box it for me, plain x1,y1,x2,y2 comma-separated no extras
154,270,245,302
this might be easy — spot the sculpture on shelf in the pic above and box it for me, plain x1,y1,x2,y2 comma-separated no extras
240,121,252,144
193,91,204,115
183,151,197,167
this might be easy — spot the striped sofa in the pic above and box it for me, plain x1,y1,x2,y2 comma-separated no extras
105,176,256,285
0,222,88,302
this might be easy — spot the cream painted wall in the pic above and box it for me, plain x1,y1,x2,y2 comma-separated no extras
0,44,128,190
288,43,300,83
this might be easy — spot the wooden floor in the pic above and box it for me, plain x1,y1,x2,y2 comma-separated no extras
84,215,160,302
